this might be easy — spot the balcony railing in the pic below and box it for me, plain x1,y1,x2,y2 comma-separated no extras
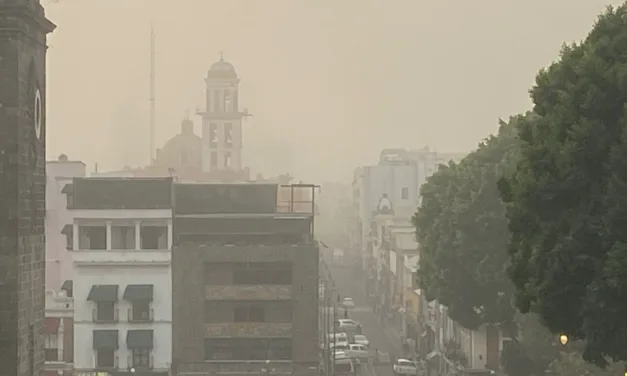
92,308,119,323
128,354,154,369
128,308,154,323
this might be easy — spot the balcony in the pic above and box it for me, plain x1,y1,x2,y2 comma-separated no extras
128,308,154,323
93,308,119,323
205,285,292,300
73,249,170,266
204,323,292,338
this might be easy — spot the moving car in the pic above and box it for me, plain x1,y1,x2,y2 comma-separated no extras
347,344,369,360
329,332,349,344
342,297,355,308
353,334,370,347
335,319,360,331
333,352,357,376
393,359,419,376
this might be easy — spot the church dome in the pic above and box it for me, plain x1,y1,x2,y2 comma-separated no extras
208,57,237,79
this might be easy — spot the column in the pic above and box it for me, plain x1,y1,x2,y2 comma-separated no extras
72,223,79,251
135,221,141,250
167,220,173,250
106,221,112,250
57,318,64,361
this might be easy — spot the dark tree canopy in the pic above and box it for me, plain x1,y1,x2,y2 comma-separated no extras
413,117,522,330
498,4,627,366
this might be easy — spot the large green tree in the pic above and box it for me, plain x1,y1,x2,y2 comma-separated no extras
498,4,627,366
413,116,524,330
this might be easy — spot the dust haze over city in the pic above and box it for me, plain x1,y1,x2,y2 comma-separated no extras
6,1,627,376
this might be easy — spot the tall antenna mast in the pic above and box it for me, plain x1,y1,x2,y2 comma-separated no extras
149,24,156,164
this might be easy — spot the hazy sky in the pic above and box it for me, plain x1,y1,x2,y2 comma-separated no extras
44,0,622,182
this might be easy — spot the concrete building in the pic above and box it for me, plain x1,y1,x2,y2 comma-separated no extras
63,178,173,375
171,183,319,376
0,1,56,374
44,289,74,376
46,154,86,291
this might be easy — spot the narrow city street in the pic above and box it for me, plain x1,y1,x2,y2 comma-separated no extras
322,249,403,376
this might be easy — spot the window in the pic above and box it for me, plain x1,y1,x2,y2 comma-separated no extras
224,124,233,146
44,334,58,361
205,338,292,361
111,226,134,250
140,226,167,250
96,302,115,322
96,349,115,368
210,152,218,169
132,348,151,368
401,187,409,200
232,263,292,285
213,91,221,113
132,301,151,322
233,305,265,322
224,91,232,112
224,152,232,168
79,226,106,250
209,123,218,146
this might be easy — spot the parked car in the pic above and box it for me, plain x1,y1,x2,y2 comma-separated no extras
342,297,355,308
353,334,369,347
393,359,419,376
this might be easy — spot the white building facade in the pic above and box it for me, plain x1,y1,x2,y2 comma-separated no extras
46,154,86,290
64,178,174,373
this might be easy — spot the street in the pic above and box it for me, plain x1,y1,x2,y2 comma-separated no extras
323,249,403,376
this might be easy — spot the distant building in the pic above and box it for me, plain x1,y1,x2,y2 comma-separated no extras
62,178,173,374
171,183,319,376
44,289,74,376
197,56,248,178
100,57,251,182
46,154,86,290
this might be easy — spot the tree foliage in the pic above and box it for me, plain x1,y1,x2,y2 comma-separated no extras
413,116,524,330
498,4,627,366
501,313,562,376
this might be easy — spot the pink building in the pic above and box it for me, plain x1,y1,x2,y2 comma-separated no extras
46,154,86,290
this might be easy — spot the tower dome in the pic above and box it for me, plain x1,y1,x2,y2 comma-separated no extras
207,56,237,79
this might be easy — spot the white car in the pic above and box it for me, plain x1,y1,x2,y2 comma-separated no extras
353,334,370,347
393,359,418,376
347,344,369,360
335,319,360,331
342,297,355,308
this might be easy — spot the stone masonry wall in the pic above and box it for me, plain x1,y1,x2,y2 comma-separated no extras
0,4,53,376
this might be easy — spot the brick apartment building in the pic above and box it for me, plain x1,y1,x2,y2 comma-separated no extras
171,183,319,376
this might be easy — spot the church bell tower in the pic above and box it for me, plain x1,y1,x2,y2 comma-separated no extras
198,54,247,175
0,1,55,375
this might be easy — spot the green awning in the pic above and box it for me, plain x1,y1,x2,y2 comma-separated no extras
126,330,154,349
61,183,73,194
93,330,119,349
123,284,153,301
61,224,73,235
87,285,118,302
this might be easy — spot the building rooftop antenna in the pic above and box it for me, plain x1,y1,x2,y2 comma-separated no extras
149,24,156,164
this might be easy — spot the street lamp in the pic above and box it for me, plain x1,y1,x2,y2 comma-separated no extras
559,334,568,346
